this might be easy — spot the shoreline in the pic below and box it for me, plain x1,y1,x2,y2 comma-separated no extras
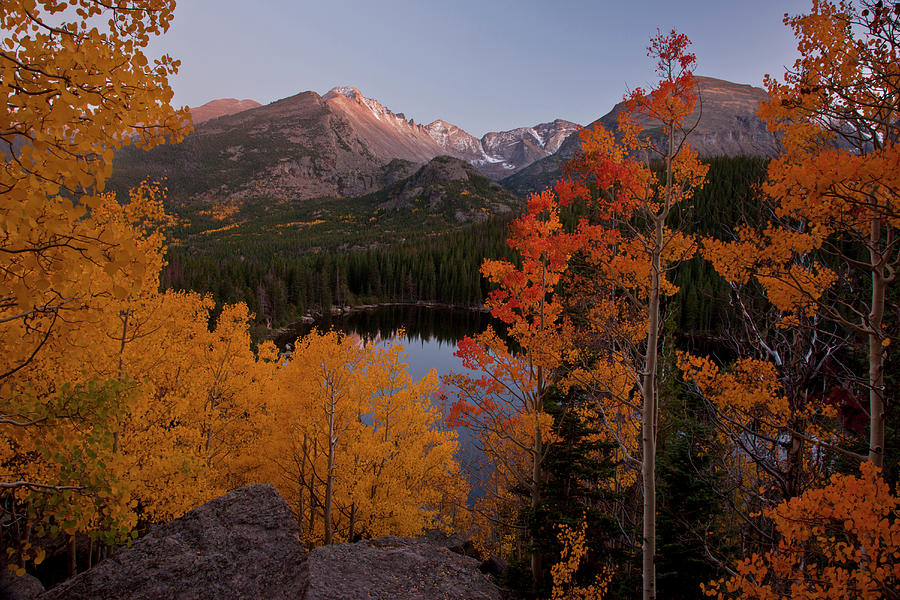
269,301,490,337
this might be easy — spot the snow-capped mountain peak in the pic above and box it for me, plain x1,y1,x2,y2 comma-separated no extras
326,86,363,99
322,86,580,178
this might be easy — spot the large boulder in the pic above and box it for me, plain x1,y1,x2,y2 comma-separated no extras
306,536,502,600
35,485,503,599
37,484,306,600
1,571,45,600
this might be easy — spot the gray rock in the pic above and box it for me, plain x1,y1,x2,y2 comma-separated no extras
447,539,480,560
37,484,306,600
478,555,507,578
307,536,502,600
0,571,45,600
35,485,500,600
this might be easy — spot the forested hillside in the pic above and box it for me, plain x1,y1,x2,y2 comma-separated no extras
162,155,769,334
160,155,522,323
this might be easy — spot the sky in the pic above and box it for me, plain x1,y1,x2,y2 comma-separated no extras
147,0,814,137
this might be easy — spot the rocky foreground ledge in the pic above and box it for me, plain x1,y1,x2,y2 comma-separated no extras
17,484,501,600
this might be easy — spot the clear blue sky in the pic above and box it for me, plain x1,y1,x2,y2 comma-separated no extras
149,0,812,137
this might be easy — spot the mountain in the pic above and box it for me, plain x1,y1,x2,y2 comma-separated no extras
502,76,777,196
322,86,445,163
424,120,484,164
111,90,422,205
111,86,575,207
421,118,580,179
189,98,262,125
321,86,579,177
477,119,578,178
112,77,773,208
369,155,521,224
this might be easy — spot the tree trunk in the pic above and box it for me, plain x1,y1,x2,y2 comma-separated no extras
868,216,886,468
641,120,671,597
324,393,336,545
642,237,660,600
531,411,543,586
308,490,316,544
205,390,217,468
349,503,356,542
529,257,547,588
113,308,130,454
68,534,77,577
298,436,307,538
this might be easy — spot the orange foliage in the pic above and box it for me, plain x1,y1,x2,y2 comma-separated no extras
2,0,191,557
697,0,897,469
705,462,900,599
677,349,843,514
1,0,189,374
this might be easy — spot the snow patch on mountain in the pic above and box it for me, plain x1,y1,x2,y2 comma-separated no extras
328,86,362,99
424,120,483,157
323,85,580,178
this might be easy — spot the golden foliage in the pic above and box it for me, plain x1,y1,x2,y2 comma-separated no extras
1,0,469,574
550,518,610,600
250,331,466,546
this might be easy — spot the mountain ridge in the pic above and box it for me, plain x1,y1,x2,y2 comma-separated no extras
319,85,580,177
112,87,579,207
503,76,776,195
189,98,262,125
112,76,776,210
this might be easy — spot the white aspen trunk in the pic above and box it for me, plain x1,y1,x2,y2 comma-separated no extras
868,216,886,468
298,435,307,538
113,308,130,454
642,227,661,600
205,390,216,468
68,534,77,577
641,115,676,600
531,405,543,586
349,502,356,542
529,257,548,587
324,388,336,545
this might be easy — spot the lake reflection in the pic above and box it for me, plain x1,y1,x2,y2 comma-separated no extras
273,303,498,404
273,303,495,351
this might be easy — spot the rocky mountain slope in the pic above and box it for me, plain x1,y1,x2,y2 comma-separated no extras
320,86,578,178
322,86,446,164
371,155,520,224
110,86,576,208
189,98,262,125
164,155,521,259
478,119,577,177
503,76,777,195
